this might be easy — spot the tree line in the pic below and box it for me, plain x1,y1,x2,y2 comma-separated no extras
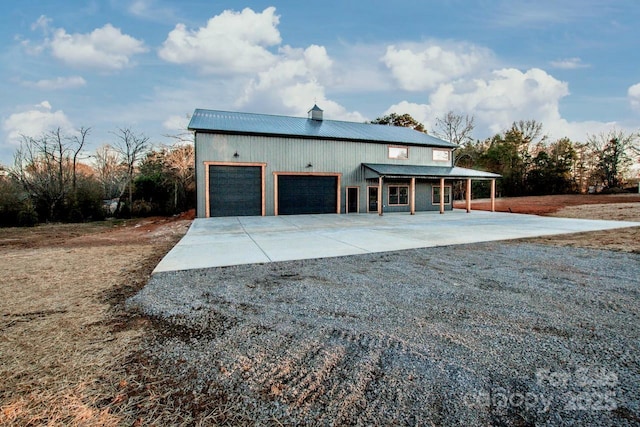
2,112,638,226
0,127,195,227
373,112,640,198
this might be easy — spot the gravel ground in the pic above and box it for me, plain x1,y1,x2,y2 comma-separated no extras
127,241,640,426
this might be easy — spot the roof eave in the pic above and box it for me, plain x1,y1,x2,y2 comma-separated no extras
362,163,501,180
190,128,456,148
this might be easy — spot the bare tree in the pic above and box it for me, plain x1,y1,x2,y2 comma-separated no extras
112,128,149,215
163,144,195,210
433,111,475,145
11,128,74,221
513,120,546,145
94,144,126,199
69,127,91,198
587,129,638,189
511,120,547,160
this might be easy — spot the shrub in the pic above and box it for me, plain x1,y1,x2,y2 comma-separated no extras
17,203,38,227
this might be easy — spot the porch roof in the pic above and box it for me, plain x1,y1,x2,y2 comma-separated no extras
362,163,500,180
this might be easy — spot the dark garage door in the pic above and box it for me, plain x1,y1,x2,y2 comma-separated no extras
209,165,262,217
278,175,338,215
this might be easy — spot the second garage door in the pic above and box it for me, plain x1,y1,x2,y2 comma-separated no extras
278,175,338,215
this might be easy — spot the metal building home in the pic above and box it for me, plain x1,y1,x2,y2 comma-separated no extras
189,106,500,218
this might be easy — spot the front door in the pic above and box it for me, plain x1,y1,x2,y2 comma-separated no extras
367,186,378,213
346,187,359,213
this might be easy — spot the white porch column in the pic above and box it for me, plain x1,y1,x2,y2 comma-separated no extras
465,178,472,213
439,177,445,214
490,179,496,212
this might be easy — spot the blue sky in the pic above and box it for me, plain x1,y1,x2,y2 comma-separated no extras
1,0,639,165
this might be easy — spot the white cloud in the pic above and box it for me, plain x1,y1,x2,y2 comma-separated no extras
383,101,432,125
129,0,151,16
49,24,147,70
550,57,590,69
303,44,333,76
162,114,191,133
384,67,602,141
126,0,178,23
628,83,640,110
381,42,493,91
234,43,363,121
31,15,52,33
280,81,366,122
3,101,72,143
493,1,603,28
158,7,281,74
154,7,364,120
436,68,569,130
22,17,147,70
22,76,86,90
239,45,330,96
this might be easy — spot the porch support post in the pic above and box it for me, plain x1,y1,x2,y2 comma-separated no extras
439,177,445,214
410,177,416,215
465,178,472,213
378,176,383,216
490,179,496,212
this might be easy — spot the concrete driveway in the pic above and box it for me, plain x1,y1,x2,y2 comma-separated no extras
153,210,638,273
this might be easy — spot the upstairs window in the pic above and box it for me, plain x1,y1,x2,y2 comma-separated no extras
433,149,451,162
388,145,409,160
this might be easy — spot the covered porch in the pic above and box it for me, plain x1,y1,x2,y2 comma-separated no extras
362,163,501,215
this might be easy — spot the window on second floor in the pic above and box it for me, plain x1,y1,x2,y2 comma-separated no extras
432,149,451,162
388,145,409,160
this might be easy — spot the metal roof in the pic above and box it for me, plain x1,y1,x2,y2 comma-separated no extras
363,163,501,180
188,108,457,148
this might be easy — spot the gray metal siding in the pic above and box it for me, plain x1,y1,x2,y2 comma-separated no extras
415,182,430,211
196,132,455,217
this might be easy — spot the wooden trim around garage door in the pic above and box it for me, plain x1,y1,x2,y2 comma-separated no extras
272,171,342,216
204,161,266,218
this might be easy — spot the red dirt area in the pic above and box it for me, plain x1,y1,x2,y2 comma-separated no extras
0,209,195,250
453,194,640,215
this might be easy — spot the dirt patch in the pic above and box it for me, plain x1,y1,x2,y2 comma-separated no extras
524,202,639,253
453,193,640,215
0,216,190,426
455,195,640,253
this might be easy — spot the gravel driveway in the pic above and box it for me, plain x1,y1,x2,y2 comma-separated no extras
128,241,639,426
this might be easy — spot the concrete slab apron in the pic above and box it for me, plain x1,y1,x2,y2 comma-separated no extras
152,210,639,273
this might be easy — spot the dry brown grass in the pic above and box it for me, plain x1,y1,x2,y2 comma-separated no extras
0,218,190,426
454,194,640,253
531,201,640,253
453,193,640,215
1,199,638,425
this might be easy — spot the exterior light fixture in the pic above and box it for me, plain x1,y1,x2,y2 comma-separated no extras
306,162,313,168
233,151,240,158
